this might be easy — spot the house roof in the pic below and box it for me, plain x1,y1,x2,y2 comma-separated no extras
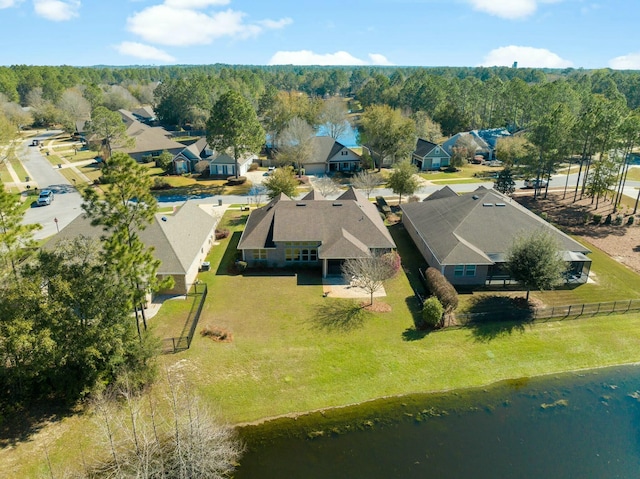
209,152,256,166
132,106,157,121
238,187,395,258
122,122,185,155
44,201,219,275
305,136,360,165
401,187,590,266
424,185,458,201
414,138,447,158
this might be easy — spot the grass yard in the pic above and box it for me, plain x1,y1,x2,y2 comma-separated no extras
6,210,640,477
419,164,494,181
431,178,493,185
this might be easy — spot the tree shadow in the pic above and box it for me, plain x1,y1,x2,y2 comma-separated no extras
0,399,75,449
310,299,371,332
462,294,534,342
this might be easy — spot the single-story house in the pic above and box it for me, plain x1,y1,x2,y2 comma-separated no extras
44,201,221,295
209,152,257,177
172,137,214,174
401,186,592,286
442,131,491,160
303,136,362,176
131,105,158,126
237,187,396,277
115,110,185,162
411,138,451,171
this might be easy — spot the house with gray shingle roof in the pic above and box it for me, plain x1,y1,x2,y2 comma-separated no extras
401,187,591,286
237,187,395,276
303,136,361,176
411,138,451,171
115,110,186,163
44,201,220,295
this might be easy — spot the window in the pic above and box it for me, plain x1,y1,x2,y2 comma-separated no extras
454,265,476,276
454,265,464,276
465,265,476,276
341,150,348,156
252,249,267,260
284,242,319,262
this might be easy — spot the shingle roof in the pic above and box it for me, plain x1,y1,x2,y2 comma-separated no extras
117,120,185,155
424,185,458,201
44,202,219,275
237,187,395,257
401,187,590,266
414,138,439,158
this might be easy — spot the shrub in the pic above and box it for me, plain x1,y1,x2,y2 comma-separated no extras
151,177,171,190
407,195,420,203
604,214,612,225
424,267,459,312
376,196,391,214
226,176,247,185
235,260,247,272
614,214,623,225
592,214,602,224
627,216,635,226
215,228,230,239
248,162,259,171
381,251,401,278
421,297,444,329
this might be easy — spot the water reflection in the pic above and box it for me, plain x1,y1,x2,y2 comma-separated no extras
237,365,640,478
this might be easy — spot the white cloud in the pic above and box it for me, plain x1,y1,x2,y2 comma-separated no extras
164,0,229,7
609,52,640,70
33,0,80,21
467,0,562,19
116,41,176,62
268,50,393,66
127,1,291,47
0,0,22,8
480,45,573,68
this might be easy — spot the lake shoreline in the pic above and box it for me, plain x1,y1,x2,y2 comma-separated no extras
235,360,640,429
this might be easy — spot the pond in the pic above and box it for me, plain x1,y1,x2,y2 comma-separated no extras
237,364,640,478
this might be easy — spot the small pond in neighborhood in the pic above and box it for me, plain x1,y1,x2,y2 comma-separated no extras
236,364,640,478
316,121,360,147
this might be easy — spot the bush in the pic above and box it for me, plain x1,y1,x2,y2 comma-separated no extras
407,195,420,203
151,177,171,190
215,228,230,239
376,196,391,214
627,216,635,226
592,214,602,224
226,176,247,185
381,251,401,277
424,267,459,312
421,297,444,329
604,214,612,225
235,260,247,272
248,162,259,171
614,215,624,225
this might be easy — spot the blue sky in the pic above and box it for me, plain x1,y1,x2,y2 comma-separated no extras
0,0,639,69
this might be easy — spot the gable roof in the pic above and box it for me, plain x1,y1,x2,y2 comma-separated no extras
306,136,359,165
424,185,458,201
44,202,219,275
414,138,448,158
209,152,256,166
238,187,395,257
401,187,590,266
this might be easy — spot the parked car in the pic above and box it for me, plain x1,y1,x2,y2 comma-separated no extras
523,179,549,189
37,189,54,206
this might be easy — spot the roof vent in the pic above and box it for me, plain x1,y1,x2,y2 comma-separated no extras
332,202,343,206
482,203,494,207
161,216,167,221
495,203,506,207
296,203,307,206
472,195,479,200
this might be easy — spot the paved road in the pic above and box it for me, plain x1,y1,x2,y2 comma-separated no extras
18,131,84,240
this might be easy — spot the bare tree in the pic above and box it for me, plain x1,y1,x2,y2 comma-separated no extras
276,117,316,175
319,97,350,140
88,376,243,479
313,176,340,197
342,252,398,306
352,170,383,198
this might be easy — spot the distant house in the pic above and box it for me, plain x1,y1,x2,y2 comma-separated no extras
44,201,221,295
411,138,451,171
442,131,490,160
209,152,257,177
131,106,158,125
303,136,361,176
115,109,185,162
401,187,592,286
172,137,214,174
237,187,396,277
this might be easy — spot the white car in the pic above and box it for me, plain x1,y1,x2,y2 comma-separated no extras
37,189,54,206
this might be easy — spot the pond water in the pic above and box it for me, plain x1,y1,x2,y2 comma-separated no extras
237,365,640,478
316,121,360,147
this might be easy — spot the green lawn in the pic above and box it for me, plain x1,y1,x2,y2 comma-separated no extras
419,164,494,181
6,210,640,477
431,178,493,185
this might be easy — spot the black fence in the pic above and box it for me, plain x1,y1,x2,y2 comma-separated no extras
162,284,208,354
455,298,640,325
